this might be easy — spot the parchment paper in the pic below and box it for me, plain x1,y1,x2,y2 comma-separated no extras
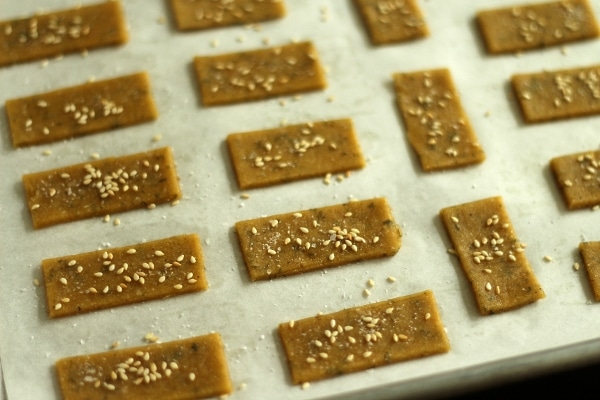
0,1,599,399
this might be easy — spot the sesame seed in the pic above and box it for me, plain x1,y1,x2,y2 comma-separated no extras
387,276,396,283
59,277,68,285
190,256,197,264
289,320,295,328
573,262,580,271
385,307,394,314
54,303,62,310
425,313,431,320
189,373,196,381
300,227,309,233
544,255,553,262
127,249,136,254
173,284,183,290
154,250,165,257
362,351,372,358
293,212,302,218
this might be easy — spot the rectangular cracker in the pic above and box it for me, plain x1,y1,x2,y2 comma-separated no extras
353,0,428,45
0,1,128,67
42,234,207,318
56,333,232,400
579,241,600,301
226,118,366,189
476,0,599,54
170,0,286,31
278,290,450,384
235,198,402,281
193,41,327,106
393,68,485,171
440,196,545,315
550,150,600,210
512,64,600,123
6,72,158,147
22,147,181,229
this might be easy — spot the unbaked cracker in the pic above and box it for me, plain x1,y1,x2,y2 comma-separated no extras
0,1,128,67
440,196,545,315
278,290,450,384
226,118,365,189
56,333,232,400
170,0,286,31
193,41,327,106
393,68,485,171
579,241,600,301
6,72,157,147
42,234,207,318
477,0,599,54
22,147,181,229
550,150,600,210
353,0,428,45
235,198,402,281
512,64,600,123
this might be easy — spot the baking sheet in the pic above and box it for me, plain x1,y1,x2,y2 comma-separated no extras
0,0,599,399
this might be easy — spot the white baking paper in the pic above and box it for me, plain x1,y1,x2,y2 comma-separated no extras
0,1,599,399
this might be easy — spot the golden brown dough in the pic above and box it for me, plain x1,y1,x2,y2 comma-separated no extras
278,290,450,384
6,72,157,147
42,234,207,318
477,0,599,54
235,198,402,281
512,64,600,123
22,147,181,229
550,150,600,210
169,0,286,31
55,333,233,400
579,241,600,301
0,1,128,67
440,196,545,315
193,41,327,106
353,0,428,45
226,118,365,189
393,68,485,171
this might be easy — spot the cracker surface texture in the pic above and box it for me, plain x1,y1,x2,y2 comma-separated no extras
0,1,128,67
579,241,600,301
440,196,545,315
477,0,599,54
6,72,157,147
235,198,402,281
550,150,600,210
512,64,600,123
23,147,181,229
393,68,485,171
227,118,365,189
278,290,450,384
42,234,207,318
170,0,286,31
353,0,428,45
194,41,327,106
55,333,232,400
